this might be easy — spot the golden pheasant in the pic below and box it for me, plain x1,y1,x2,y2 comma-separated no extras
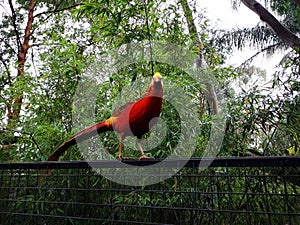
47,72,163,161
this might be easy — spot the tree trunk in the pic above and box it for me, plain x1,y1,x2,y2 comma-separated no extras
180,0,220,114
7,0,35,127
241,0,300,49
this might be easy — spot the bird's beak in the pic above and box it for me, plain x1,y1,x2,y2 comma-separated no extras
153,77,162,89
152,72,162,88
153,77,161,83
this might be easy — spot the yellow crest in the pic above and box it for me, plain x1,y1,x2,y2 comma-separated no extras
153,72,162,79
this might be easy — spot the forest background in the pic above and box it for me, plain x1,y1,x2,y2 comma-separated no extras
0,0,299,162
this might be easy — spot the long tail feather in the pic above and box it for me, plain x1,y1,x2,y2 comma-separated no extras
47,120,114,161
39,120,114,186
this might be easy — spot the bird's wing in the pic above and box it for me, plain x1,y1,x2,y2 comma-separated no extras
112,101,135,117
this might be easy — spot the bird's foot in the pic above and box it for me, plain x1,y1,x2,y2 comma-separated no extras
139,154,153,160
117,155,134,160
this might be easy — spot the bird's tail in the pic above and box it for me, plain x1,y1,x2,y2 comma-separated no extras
39,119,114,186
47,119,114,162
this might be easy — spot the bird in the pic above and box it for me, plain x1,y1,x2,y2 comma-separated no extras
47,72,163,162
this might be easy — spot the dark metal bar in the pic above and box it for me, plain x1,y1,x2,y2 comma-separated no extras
1,156,299,225
0,156,299,170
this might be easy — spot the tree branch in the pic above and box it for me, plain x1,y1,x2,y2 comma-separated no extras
34,3,82,18
0,54,10,75
241,0,300,49
293,0,300,9
0,37,17,55
238,42,282,68
8,0,22,49
8,0,35,126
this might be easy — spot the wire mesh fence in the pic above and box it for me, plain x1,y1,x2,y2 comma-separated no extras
0,157,299,225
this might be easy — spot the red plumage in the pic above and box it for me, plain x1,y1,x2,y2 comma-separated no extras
47,73,163,161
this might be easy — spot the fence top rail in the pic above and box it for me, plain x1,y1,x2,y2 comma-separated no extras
0,156,299,170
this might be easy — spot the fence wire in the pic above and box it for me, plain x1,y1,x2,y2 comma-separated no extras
0,157,299,225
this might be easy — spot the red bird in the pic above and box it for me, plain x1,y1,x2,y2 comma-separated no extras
47,72,163,161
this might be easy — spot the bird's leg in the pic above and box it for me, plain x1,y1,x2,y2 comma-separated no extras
117,135,123,160
137,138,151,159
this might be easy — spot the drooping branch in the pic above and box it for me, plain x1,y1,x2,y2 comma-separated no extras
241,0,300,49
238,42,281,68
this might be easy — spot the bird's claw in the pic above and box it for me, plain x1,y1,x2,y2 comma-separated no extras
117,155,135,160
139,154,153,160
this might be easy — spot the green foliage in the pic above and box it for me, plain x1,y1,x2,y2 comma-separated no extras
0,0,298,160
222,63,299,156
216,0,300,156
0,0,299,224
270,0,300,33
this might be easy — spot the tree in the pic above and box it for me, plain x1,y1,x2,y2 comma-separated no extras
215,0,300,156
1,0,228,161
241,0,300,48
0,0,86,160
1,0,298,161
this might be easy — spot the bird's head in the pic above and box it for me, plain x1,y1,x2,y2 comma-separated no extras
152,72,163,89
142,72,163,98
